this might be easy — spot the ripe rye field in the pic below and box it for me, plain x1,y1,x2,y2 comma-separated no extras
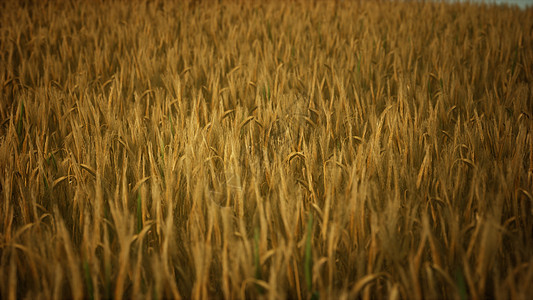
1,0,532,299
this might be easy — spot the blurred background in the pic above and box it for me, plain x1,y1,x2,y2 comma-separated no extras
447,0,532,9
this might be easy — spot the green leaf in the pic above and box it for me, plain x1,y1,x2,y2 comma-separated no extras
137,193,143,233
169,114,175,136
254,227,265,294
83,261,94,300
17,100,25,139
455,267,467,300
304,213,313,291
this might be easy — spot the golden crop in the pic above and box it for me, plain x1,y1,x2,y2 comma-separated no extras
1,0,532,299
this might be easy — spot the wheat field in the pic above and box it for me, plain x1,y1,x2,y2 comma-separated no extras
1,0,532,299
